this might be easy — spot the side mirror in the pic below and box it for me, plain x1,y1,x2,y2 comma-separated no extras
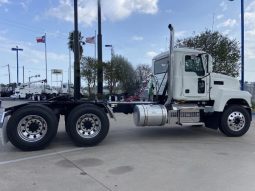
207,55,213,73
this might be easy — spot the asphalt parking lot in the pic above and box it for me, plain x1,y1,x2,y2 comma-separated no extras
0,100,255,191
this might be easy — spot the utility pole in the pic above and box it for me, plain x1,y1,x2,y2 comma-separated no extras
2,64,10,84
97,0,103,98
11,46,23,84
7,64,10,84
23,66,24,83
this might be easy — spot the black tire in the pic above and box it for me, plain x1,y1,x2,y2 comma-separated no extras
66,104,109,146
219,105,251,137
7,105,58,151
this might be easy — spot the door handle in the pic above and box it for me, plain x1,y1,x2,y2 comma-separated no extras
185,89,190,93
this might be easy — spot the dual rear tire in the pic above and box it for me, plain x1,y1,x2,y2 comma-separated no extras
65,105,109,146
7,105,58,151
7,104,109,151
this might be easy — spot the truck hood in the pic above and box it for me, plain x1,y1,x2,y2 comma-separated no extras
210,73,240,90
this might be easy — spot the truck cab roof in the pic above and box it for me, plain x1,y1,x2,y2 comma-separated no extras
153,48,206,61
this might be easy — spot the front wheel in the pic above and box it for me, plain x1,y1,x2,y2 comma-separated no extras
66,105,109,146
219,105,251,137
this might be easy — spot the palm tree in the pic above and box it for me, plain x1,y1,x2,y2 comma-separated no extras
68,31,84,60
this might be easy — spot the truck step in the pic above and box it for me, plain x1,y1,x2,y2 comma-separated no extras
172,104,204,111
179,122,204,126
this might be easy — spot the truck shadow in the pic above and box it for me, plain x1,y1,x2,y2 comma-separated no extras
50,126,225,150
106,126,225,144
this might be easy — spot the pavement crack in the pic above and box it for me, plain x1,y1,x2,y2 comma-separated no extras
57,153,113,191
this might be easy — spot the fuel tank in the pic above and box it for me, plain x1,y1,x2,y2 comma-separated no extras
133,105,167,126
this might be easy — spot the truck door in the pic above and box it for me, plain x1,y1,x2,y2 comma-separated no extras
182,54,209,99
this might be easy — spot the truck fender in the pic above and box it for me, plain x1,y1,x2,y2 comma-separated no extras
212,89,251,112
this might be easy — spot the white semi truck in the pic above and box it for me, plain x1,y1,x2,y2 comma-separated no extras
10,80,58,100
0,24,252,151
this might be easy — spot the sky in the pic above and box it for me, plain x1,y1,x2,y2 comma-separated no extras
0,0,254,85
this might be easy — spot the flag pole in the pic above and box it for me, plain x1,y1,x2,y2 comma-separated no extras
44,33,48,84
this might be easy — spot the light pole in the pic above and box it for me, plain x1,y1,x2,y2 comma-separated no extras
11,46,23,85
105,44,114,60
229,0,245,90
105,44,114,94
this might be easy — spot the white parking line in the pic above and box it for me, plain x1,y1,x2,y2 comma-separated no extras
0,147,85,165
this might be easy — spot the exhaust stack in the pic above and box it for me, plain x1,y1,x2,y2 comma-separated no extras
165,24,175,106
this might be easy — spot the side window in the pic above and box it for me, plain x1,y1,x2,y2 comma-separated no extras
185,55,205,76
154,57,168,74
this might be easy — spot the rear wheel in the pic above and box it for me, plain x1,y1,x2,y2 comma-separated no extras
7,105,58,151
66,105,109,146
219,105,251,137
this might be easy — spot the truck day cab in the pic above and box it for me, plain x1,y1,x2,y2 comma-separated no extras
0,25,252,151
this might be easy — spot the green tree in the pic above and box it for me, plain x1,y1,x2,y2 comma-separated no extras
80,56,97,96
104,60,118,94
104,55,137,95
176,30,240,77
68,31,84,59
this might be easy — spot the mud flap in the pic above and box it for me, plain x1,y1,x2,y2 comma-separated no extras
0,113,10,145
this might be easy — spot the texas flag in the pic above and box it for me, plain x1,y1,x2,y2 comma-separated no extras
36,35,46,43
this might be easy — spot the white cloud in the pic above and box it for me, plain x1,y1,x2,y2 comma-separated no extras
218,19,237,28
48,0,158,26
20,0,32,11
220,1,228,11
0,0,9,6
216,14,224,20
165,9,172,14
0,0,8,3
175,31,187,38
0,29,8,34
245,0,255,60
146,51,157,58
132,35,144,41
222,29,230,35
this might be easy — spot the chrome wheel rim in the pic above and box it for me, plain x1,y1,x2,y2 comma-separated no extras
17,115,48,142
76,114,101,139
227,111,245,132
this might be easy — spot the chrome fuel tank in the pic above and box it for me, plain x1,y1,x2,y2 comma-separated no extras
133,105,167,126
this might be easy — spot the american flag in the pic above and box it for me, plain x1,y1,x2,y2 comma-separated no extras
85,36,95,44
36,35,46,43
